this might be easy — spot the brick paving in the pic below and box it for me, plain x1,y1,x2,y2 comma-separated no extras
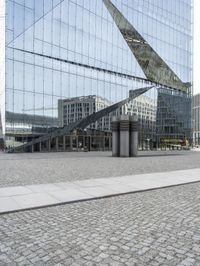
0,150,200,187
0,182,200,265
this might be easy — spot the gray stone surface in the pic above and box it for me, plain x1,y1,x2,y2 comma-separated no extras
1,168,200,214
0,183,200,265
0,150,200,187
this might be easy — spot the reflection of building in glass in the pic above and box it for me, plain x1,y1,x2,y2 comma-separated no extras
103,0,189,93
0,0,193,148
126,90,157,145
4,112,58,147
58,92,158,146
58,95,112,131
5,111,58,138
193,94,200,145
157,89,191,144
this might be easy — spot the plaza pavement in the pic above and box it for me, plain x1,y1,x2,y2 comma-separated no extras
1,150,200,265
1,182,200,265
0,150,200,214
0,168,200,214
1,150,200,187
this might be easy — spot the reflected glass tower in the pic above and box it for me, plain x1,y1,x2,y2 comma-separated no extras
0,0,193,148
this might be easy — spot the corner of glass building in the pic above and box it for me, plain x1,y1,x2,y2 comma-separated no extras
0,0,5,142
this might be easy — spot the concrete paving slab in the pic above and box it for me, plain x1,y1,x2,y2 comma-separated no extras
0,186,32,197
0,168,200,214
91,177,122,185
0,197,21,212
48,189,93,202
127,180,178,190
13,193,60,209
54,182,81,190
72,179,108,188
104,183,139,193
25,183,62,193
78,186,119,197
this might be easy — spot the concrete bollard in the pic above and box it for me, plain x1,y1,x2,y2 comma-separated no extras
120,115,130,157
130,114,138,157
111,116,119,157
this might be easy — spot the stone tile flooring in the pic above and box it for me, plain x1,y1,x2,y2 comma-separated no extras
0,168,200,214
1,182,200,265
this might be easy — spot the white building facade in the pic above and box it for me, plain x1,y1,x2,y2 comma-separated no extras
58,95,112,131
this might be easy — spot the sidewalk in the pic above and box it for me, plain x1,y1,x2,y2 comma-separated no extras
0,168,200,214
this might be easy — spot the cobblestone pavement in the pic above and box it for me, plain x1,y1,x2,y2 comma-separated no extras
0,182,200,266
1,150,200,187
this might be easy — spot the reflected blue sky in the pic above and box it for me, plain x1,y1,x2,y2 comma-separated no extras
4,0,192,125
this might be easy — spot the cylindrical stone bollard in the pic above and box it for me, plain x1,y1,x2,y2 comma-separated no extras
120,115,130,157
111,116,120,157
130,114,138,157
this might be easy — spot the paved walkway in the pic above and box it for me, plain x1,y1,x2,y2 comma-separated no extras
1,168,200,214
1,182,200,265
1,150,200,188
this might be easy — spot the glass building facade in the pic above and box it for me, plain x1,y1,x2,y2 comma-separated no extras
0,0,193,148
193,94,200,145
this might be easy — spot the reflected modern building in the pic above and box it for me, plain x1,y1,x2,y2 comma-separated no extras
0,0,193,149
58,95,112,130
193,94,200,145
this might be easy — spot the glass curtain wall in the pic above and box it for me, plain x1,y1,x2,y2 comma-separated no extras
4,0,193,146
0,1,5,136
